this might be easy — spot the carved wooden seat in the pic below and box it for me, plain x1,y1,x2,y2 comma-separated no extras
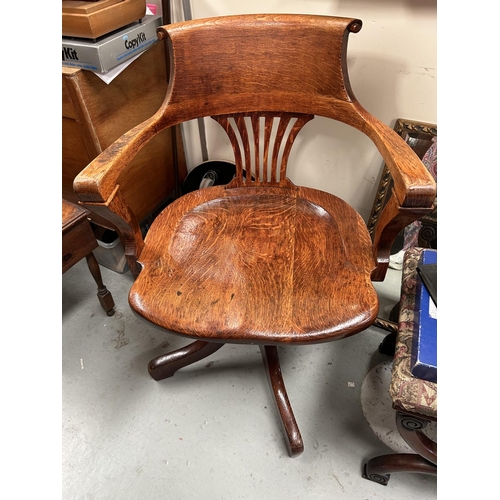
73,14,436,457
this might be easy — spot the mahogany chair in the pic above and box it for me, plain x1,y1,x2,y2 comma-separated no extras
73,14,436,457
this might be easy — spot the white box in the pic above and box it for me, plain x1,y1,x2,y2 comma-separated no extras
94,235,130,274
62,15,162,74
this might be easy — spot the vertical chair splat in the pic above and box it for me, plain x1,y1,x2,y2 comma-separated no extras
213,113,314,188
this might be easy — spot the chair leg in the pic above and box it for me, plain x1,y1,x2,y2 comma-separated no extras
396,411,437,465
148,340,225,380
85,252,115,316
363,453,437,485
260,345,304,457
363,411,437,485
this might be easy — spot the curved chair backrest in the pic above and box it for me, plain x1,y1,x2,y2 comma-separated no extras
156,14,362,123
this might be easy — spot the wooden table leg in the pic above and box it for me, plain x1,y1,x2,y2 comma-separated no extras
85,252,115,316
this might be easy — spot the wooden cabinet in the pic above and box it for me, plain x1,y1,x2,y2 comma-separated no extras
62,40,186,230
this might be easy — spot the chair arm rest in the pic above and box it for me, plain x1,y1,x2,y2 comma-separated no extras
73,111,178,277
365,115,436,209
74,114,162,204
359,114,437,280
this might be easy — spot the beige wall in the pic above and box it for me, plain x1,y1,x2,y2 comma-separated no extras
174,1,437,221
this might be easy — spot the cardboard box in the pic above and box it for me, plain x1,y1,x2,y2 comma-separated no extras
410,249,437,383
62,0,147,39
62,14,162,74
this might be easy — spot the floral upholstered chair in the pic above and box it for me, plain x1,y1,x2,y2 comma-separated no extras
363,247,437,485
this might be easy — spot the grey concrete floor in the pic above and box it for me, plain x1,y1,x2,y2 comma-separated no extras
62,259,437,499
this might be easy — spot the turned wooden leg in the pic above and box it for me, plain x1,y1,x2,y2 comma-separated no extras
363,453,437,485
85,252,115,316
148,340,225,381
372,317,397,356
374,301,400,357
260,345,304,457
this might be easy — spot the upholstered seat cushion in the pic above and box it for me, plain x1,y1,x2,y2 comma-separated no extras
389,247,437,419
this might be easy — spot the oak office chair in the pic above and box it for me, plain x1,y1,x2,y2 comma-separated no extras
74,14,436,457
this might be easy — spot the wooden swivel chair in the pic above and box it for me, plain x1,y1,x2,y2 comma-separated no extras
73,14,436,457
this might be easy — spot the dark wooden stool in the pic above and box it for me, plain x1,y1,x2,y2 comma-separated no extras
62,199,115,316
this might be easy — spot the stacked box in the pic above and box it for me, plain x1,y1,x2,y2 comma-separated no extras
62,14,162,74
